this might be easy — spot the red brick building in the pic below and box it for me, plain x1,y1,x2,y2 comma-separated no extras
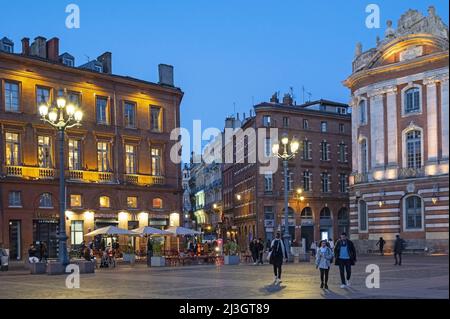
344,7,449,253
223,95,351,251
0,36,183,260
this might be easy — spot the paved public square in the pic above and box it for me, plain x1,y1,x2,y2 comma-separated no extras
0,255,448,299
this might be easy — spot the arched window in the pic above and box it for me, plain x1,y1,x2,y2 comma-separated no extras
359,200,368,231
404,195,423,230
99,196,110,208
360,139,368,173
152,198,163,209
320,207,331,219
39,193,53,208
338,208,349,221
406,130,422,169
404,87,420,114
300,207,313,219
338,207,349,235
359,100,366,125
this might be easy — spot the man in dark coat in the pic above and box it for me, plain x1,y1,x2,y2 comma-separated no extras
376,237,386,256
393,234,406,266
257,238,264,264
249,239,258,264
334,232,357,288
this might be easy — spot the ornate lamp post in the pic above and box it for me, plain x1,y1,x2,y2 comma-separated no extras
39,90,83,265
272,134,299,261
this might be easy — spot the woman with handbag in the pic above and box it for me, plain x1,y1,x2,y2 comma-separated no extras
315,240,334,289
269,232,288,285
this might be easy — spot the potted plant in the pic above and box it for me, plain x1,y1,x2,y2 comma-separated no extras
122,245,136,264
223,241,240,265
150,242,166,267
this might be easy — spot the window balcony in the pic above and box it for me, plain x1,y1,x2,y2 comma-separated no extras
352,172,368,184
69,170,115,183
398,167,425,179
4,165,56,180
124,174,165,186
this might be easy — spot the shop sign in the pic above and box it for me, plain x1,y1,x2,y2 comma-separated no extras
264,220,275,227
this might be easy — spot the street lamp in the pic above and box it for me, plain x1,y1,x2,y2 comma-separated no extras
272,134,300,261
39,90,83,265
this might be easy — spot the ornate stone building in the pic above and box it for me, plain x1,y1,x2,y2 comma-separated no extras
344,7,449,253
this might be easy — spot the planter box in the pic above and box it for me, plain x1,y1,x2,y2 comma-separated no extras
30,262,46,274
47,261,65,275
224,255,240,265
75,260,95,273
151,256,166,267
123,253,136,264
298,253,311,262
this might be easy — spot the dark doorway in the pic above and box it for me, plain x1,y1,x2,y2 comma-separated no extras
33,220,59,258
8,220,21,260
338,207,350,236
301,225,314,252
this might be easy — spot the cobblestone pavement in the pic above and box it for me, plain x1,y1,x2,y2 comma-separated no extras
0,255,448,299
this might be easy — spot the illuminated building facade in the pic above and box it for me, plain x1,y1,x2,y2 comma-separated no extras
345,7,449,253
0,36,183,259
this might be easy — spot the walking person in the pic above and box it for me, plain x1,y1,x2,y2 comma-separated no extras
334,232,357,288
376,237,386,256
249,239,258,265
269,232,288,285
28,244,39,263
315,240,334,290
39,241,48,262
257,238,264,265
328,238,334,250
394,234,406,266
146,238,153,267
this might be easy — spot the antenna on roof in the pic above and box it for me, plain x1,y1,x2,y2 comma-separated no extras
252,96,254,106
307,92,312,102
302,86,305,103
233,102,236,117
84,55,90,62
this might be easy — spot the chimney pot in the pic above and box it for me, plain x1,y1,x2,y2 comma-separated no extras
97,52,112,74
46,37,59,62
282,93,293,106
158,64,174,86
21,38,30,56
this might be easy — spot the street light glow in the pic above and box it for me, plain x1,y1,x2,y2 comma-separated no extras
272,143,280,155
290,140,300,153
56,96,66,108
39,104,49,117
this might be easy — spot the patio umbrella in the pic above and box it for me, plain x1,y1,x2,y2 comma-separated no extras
131,226,172,236
84,226,134,237
165,226,202,252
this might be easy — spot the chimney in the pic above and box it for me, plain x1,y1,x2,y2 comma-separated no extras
158,64,174,86
30,36,47,58
97,52,112,74
270,92,279,103
46,37,59,62
282,93,293,106
21,38,30,56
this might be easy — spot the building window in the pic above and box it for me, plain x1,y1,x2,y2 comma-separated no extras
97,142,110,172
124,102,136,128
302,119,309,130
339,174,348,193
320,207,331,219
125,144,137,174
3,43,13,53
36,87,51,108
150,106,162,132
303,171,312,191
8,191,22,207
68,139,81,170
301,207,313,219
37,136,52,168
262,115,271,127
99,196,110,208
320,121,328,133
96,96,109,125
63,57,74,67
321,172,331,193
264,206,274,221
70,194,82,208
94,65,103,73
360,139,368,173
338,142,347,162
359,100,366,125
264,138,271,157
151,147,162,176
359,200,368,231
68,91,80,106
286,172,293,191
127,196,138,209
320,141,330,161
153,198,163,209
404,195,423,230
4,81,20,112
339,123,345,133
264,173,273,192
39,193,53,208
282,117,289,128
302,140,312,160
70,221,84,247
5,132,20,165
404,87,420,114
406,130,422,169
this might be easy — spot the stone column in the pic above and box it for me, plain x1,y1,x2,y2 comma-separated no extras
425,77,439,162
386,86,398,165
368,90,385,168
441,76,449,160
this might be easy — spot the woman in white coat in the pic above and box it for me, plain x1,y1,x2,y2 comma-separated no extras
315,240,334,289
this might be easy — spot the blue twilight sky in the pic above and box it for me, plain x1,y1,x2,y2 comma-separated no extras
0,1,448,161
